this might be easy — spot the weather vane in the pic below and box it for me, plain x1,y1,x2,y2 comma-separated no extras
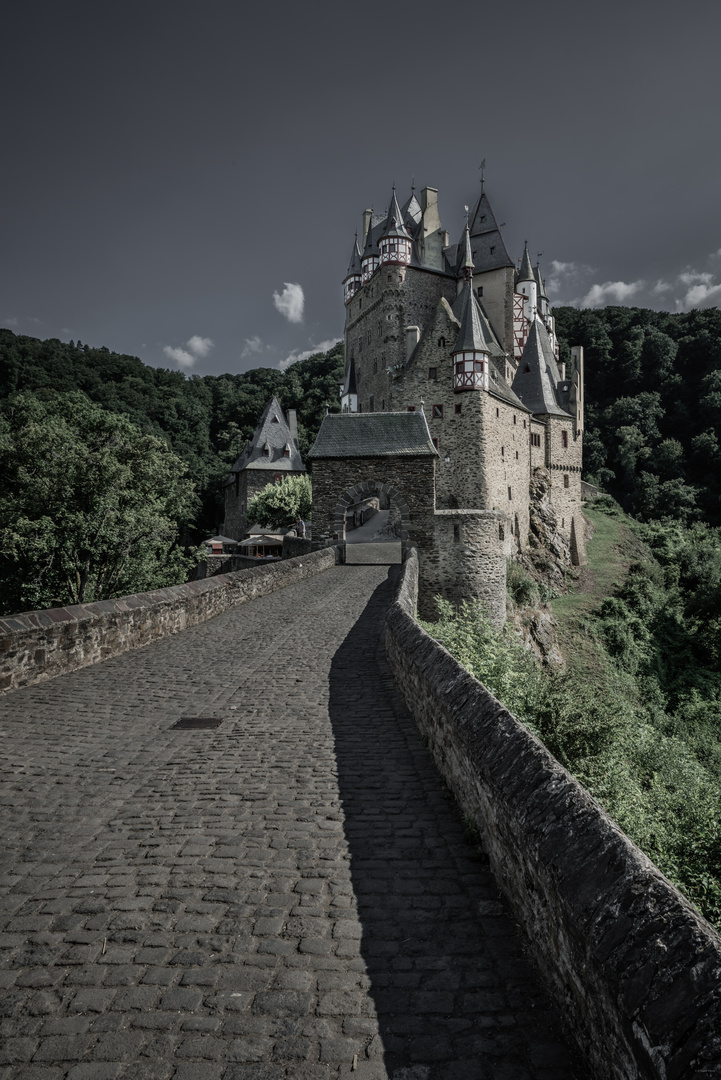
479,159,486,191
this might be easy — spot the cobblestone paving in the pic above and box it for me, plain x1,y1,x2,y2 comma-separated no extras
0,566,582,1080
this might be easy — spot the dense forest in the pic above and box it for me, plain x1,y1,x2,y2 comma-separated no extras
555,305,721,523
0,328,345,539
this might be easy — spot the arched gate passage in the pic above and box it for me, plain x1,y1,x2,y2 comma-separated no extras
334,480,408,565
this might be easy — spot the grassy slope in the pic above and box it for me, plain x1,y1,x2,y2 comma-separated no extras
551,507,640,692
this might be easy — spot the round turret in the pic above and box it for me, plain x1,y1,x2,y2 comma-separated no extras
452,276,490,392
378,188,412,267
343,235,362,305
516,242,537,321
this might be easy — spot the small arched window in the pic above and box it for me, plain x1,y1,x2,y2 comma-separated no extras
438,336,446,348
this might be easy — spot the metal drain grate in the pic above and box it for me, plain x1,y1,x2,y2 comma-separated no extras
171,717,224,730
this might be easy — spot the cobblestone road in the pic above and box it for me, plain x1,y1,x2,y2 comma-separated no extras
0,566,581,1080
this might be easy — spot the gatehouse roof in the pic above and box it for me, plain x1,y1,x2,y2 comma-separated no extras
308,411,439,459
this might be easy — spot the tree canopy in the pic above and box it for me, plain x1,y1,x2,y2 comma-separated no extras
247,475,312,529
0,393,198,614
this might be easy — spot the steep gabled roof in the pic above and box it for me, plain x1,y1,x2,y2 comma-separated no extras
401,188,422,229
344,236,362,280
467,190,514,271
308,412,438,459
224,397,305,485
511,319,571,417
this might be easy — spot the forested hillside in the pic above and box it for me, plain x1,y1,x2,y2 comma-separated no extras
0,329,344,537
554,305,721,523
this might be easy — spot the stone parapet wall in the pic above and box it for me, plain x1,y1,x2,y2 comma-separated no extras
0,548,337,694
385,549,721,1080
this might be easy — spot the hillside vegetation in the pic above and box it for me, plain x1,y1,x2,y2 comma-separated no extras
422,502,721,929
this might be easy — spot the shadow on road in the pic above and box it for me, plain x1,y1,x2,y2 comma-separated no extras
327,570,578,1079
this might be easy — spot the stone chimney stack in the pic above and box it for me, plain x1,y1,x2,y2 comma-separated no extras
287,409,299,448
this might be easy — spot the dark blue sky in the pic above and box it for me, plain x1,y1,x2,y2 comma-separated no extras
3,0,720,377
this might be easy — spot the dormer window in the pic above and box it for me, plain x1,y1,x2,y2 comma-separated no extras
284,444,291,458
263,443,271,457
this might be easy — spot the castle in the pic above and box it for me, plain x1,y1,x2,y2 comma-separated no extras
308,179,586,622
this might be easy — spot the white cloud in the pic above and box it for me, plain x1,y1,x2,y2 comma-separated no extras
162,333,214,369
241,335,264,358
545,260,595,300
279,338,340,372
186,334,213,357
678,281,721,310
709,248,721,261
678,270,712,287
3,317,18,326
273,282,305,323
579,280,645,307
163,345,196,369
652,280,672,295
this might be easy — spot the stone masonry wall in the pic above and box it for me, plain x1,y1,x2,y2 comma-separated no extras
0,548,336,695
385,549,721,1080
423,510,507,626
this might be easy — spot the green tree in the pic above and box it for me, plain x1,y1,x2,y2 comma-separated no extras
0,392,198,614
247,475,312,529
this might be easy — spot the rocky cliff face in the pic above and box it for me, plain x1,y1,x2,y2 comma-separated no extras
508,469,593,667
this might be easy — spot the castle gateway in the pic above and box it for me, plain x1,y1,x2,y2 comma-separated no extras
309,179,585,623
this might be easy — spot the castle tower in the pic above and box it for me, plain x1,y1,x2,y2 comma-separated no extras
451,239,491,393
361,215,380,282
378,189,412,267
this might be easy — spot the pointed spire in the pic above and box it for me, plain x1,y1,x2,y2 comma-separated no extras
517,241,535,284
460,225,474,277
381,187,411,239
453,278,492,355
345,234,362,279
466,189,514,270
534,259,548,300
362,215,379,257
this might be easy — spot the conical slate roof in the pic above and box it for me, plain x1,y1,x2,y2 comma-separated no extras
452,279,494,354
517,242,535,284
459,225,474,275
381,188,411,239
344,235,362,280
362,216,380,257
340,355,357,397
511,319,570,417
534,262,548,300
224,397,305,485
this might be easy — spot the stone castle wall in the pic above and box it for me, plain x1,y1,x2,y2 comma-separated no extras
386,549,721,1080
424,510,507,626
0,548,337,695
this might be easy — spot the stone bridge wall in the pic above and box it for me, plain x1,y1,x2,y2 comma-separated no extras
0,548,337,694
385,549,721,1080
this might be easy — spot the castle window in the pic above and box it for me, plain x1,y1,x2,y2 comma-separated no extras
496,408,499,417
373,360,378,373
501,446,504,456
382,400,385,410
428,367,437,380
480,215,486,223
284,444,291,457
407,406,416,412
564,474,570,488
432,437,439,450
508,486,512,500
498,524,504,541
453,524,460,543
513,414,517,425
516,451,519,459
455,403,462,414
477,287,483,298
369,396,374,412
523,419,527,428
490,246,495,254
562,430,568,448
531,433,541,447
438,336,446,347
432,404,443,419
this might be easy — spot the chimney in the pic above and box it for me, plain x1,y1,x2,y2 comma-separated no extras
287,409,299,448
405,326,420,361
420,187,438,213
362,209,373,246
